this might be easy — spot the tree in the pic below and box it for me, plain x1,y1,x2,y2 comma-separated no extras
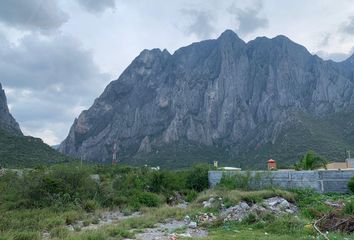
295,150,327,170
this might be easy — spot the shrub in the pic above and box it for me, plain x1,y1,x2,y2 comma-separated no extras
82,200,99,212
348,176,354,193
133,192,161,208
64,211,81,225
186,164,210,192
185,190,198,202
343,200,354,215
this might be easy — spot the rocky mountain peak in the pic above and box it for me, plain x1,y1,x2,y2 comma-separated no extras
0,83,22,135
59,31,354,168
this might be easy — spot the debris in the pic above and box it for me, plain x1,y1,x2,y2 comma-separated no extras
222,197,298,222
317,211,354,234
197,213,217,223
323,200,344,208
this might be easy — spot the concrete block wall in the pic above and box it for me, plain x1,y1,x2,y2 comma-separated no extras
208,169,354,193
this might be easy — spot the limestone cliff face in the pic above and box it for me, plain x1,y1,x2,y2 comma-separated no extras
0,83,22,135
59,30,354,164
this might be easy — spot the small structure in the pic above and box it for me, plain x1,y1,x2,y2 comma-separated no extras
213,161,218,168
217,167,241,171
267,159,277,170
326,158,354,170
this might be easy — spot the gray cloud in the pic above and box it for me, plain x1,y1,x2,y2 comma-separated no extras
0,34,109,144
341,16,354,35
76,0,116,14
180,9,215,39
228,1,268,35
316,47,354,62
0,0,68,32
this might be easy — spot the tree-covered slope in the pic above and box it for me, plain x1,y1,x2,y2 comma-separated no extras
0,129,73,167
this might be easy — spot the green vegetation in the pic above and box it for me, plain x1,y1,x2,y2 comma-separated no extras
295,150,327,170
114,111,354,170
0,164,210,212
349,176,354,193
0,130,72,167
0,163,352,239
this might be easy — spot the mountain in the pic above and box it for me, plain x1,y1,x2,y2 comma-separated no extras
0,83,73,167
59,30,354,169
0,83,22,135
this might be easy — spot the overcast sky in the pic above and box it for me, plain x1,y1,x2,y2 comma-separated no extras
1,0,354,145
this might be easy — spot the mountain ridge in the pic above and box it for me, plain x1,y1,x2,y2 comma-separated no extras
59,30,354,168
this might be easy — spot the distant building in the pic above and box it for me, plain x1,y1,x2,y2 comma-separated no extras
326,158,354,170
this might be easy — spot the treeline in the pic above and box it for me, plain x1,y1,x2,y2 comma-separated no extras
0,164,210,212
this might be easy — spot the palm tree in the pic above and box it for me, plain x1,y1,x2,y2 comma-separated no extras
295,151,327,170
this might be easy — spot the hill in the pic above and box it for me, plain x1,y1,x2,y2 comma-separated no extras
0,129,72,167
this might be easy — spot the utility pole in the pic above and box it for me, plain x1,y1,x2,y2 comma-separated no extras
347,150,351,159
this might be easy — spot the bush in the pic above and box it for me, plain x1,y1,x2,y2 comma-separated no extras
82,200,99,212
343,200,354,215
185,190,198,202
133,192,161,208
348,176,354,193
186,164,210,192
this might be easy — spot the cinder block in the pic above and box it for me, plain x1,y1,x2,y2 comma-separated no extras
290,171,319,181
322,180,350,193
318,170,354,180
289,180,322,192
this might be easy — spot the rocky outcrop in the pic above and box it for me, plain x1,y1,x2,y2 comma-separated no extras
0,83,22,135
59,30,354,166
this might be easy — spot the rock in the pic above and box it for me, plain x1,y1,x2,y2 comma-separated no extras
90,174,100,184
42,230,50,239
0,83,22,135
223,201,250,222
222,198,298,223
188,221,197,229
184,215,191,224
263,197,293,212
202,201,212,208
203,197,216,208
176,201,188,209
59,30,354,166
67,225,75,231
